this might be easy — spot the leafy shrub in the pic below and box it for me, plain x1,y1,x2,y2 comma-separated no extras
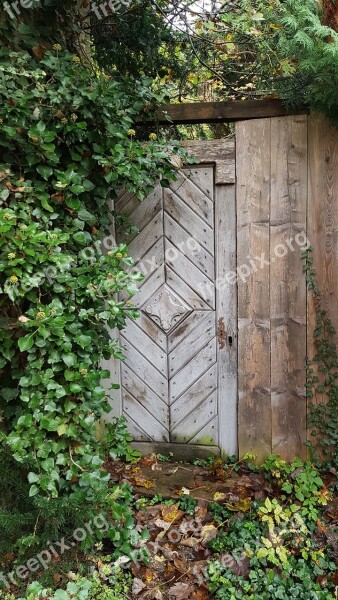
0,46,185,500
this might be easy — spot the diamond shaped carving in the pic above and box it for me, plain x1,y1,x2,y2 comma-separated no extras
143,285,192,333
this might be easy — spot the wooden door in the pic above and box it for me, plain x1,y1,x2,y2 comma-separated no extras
108,140,237,456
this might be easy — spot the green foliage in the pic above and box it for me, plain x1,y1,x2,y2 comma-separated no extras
208,558,335,599
16,566,131,600
0,45,185,500
303,248,338,466
207,454,336,599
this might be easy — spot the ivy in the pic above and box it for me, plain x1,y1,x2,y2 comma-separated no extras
302,247,338,467
0,45,187,499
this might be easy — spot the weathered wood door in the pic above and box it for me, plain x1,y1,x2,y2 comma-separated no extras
108,140,237,456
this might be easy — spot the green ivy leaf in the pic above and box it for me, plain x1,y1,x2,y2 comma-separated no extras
37,165,53,180
18,334,35,351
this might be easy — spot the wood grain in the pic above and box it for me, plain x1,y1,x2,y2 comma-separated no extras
236,118,272,462
141,100,308,126
270,116,307,460
307,115,338,423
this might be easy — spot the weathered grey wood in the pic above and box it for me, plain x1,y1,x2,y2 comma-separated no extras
168,311,211,352
166,267,210,310
164,212,214,280
123,389,169,442
163,188,214,252
121,336,167,401
216,183,238,457
171,364,217,429
113,151,236,456
169,313,215,376
122,363,169,427
169,170,214,226
182,139,235,184
165,240,215,309
270,116,307,461
123,318,167,376
190,416,219,446
237,118,272,462
171,391,218,443
170,338,217,404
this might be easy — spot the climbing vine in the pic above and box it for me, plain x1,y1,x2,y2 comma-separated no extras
0,45,186,499
303,247,338,466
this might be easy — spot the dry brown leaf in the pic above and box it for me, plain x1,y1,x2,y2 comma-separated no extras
168,582,193,599
213,492,228,502
200,524,218,546
180,536,200,549
195,500,208,520
225,498,251,512
134,476,154,489
162,504,183,523
32,45,46,59
173,556,189,573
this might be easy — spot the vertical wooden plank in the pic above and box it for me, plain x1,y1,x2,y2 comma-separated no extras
270,116,308,461
236,119,271,462
307,115,338,422
216,183,237,456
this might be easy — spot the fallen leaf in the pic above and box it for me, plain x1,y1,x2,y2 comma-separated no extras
134,476,154,489
173,556,188,573
200,524,218,546
132,578,146,596
169,582,193,599
162,504,184,523
114,556,130,568
213,492,228,502
180,536,200,549
225,498,251,512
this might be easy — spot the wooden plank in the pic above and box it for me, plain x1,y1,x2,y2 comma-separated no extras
166,267,210,310
178,166,214,200
189,416,219,446
145,100,308,125
170,338,217,404
128,213,162,262
168,311,210,352
215,183,238,457
168,170,214,226
165,241,215,309
123,318,168,376
270,116,308,461
307,115,338,426
169,313,215,376
121,336,167,401
164,213,214,280
123,390,169,442
171,363,217,429
116,186,162,244
171,391,218,443
163,188,214,253
182,139,235,184
121,363,169,427
236,118,272,462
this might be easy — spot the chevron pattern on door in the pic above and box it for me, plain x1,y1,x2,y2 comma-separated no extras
115,165,219,446
111,136,239,456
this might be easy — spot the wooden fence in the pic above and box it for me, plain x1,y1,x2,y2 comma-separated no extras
236,114,338,461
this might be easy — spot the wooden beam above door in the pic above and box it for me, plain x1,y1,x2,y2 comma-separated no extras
139,99,308,126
